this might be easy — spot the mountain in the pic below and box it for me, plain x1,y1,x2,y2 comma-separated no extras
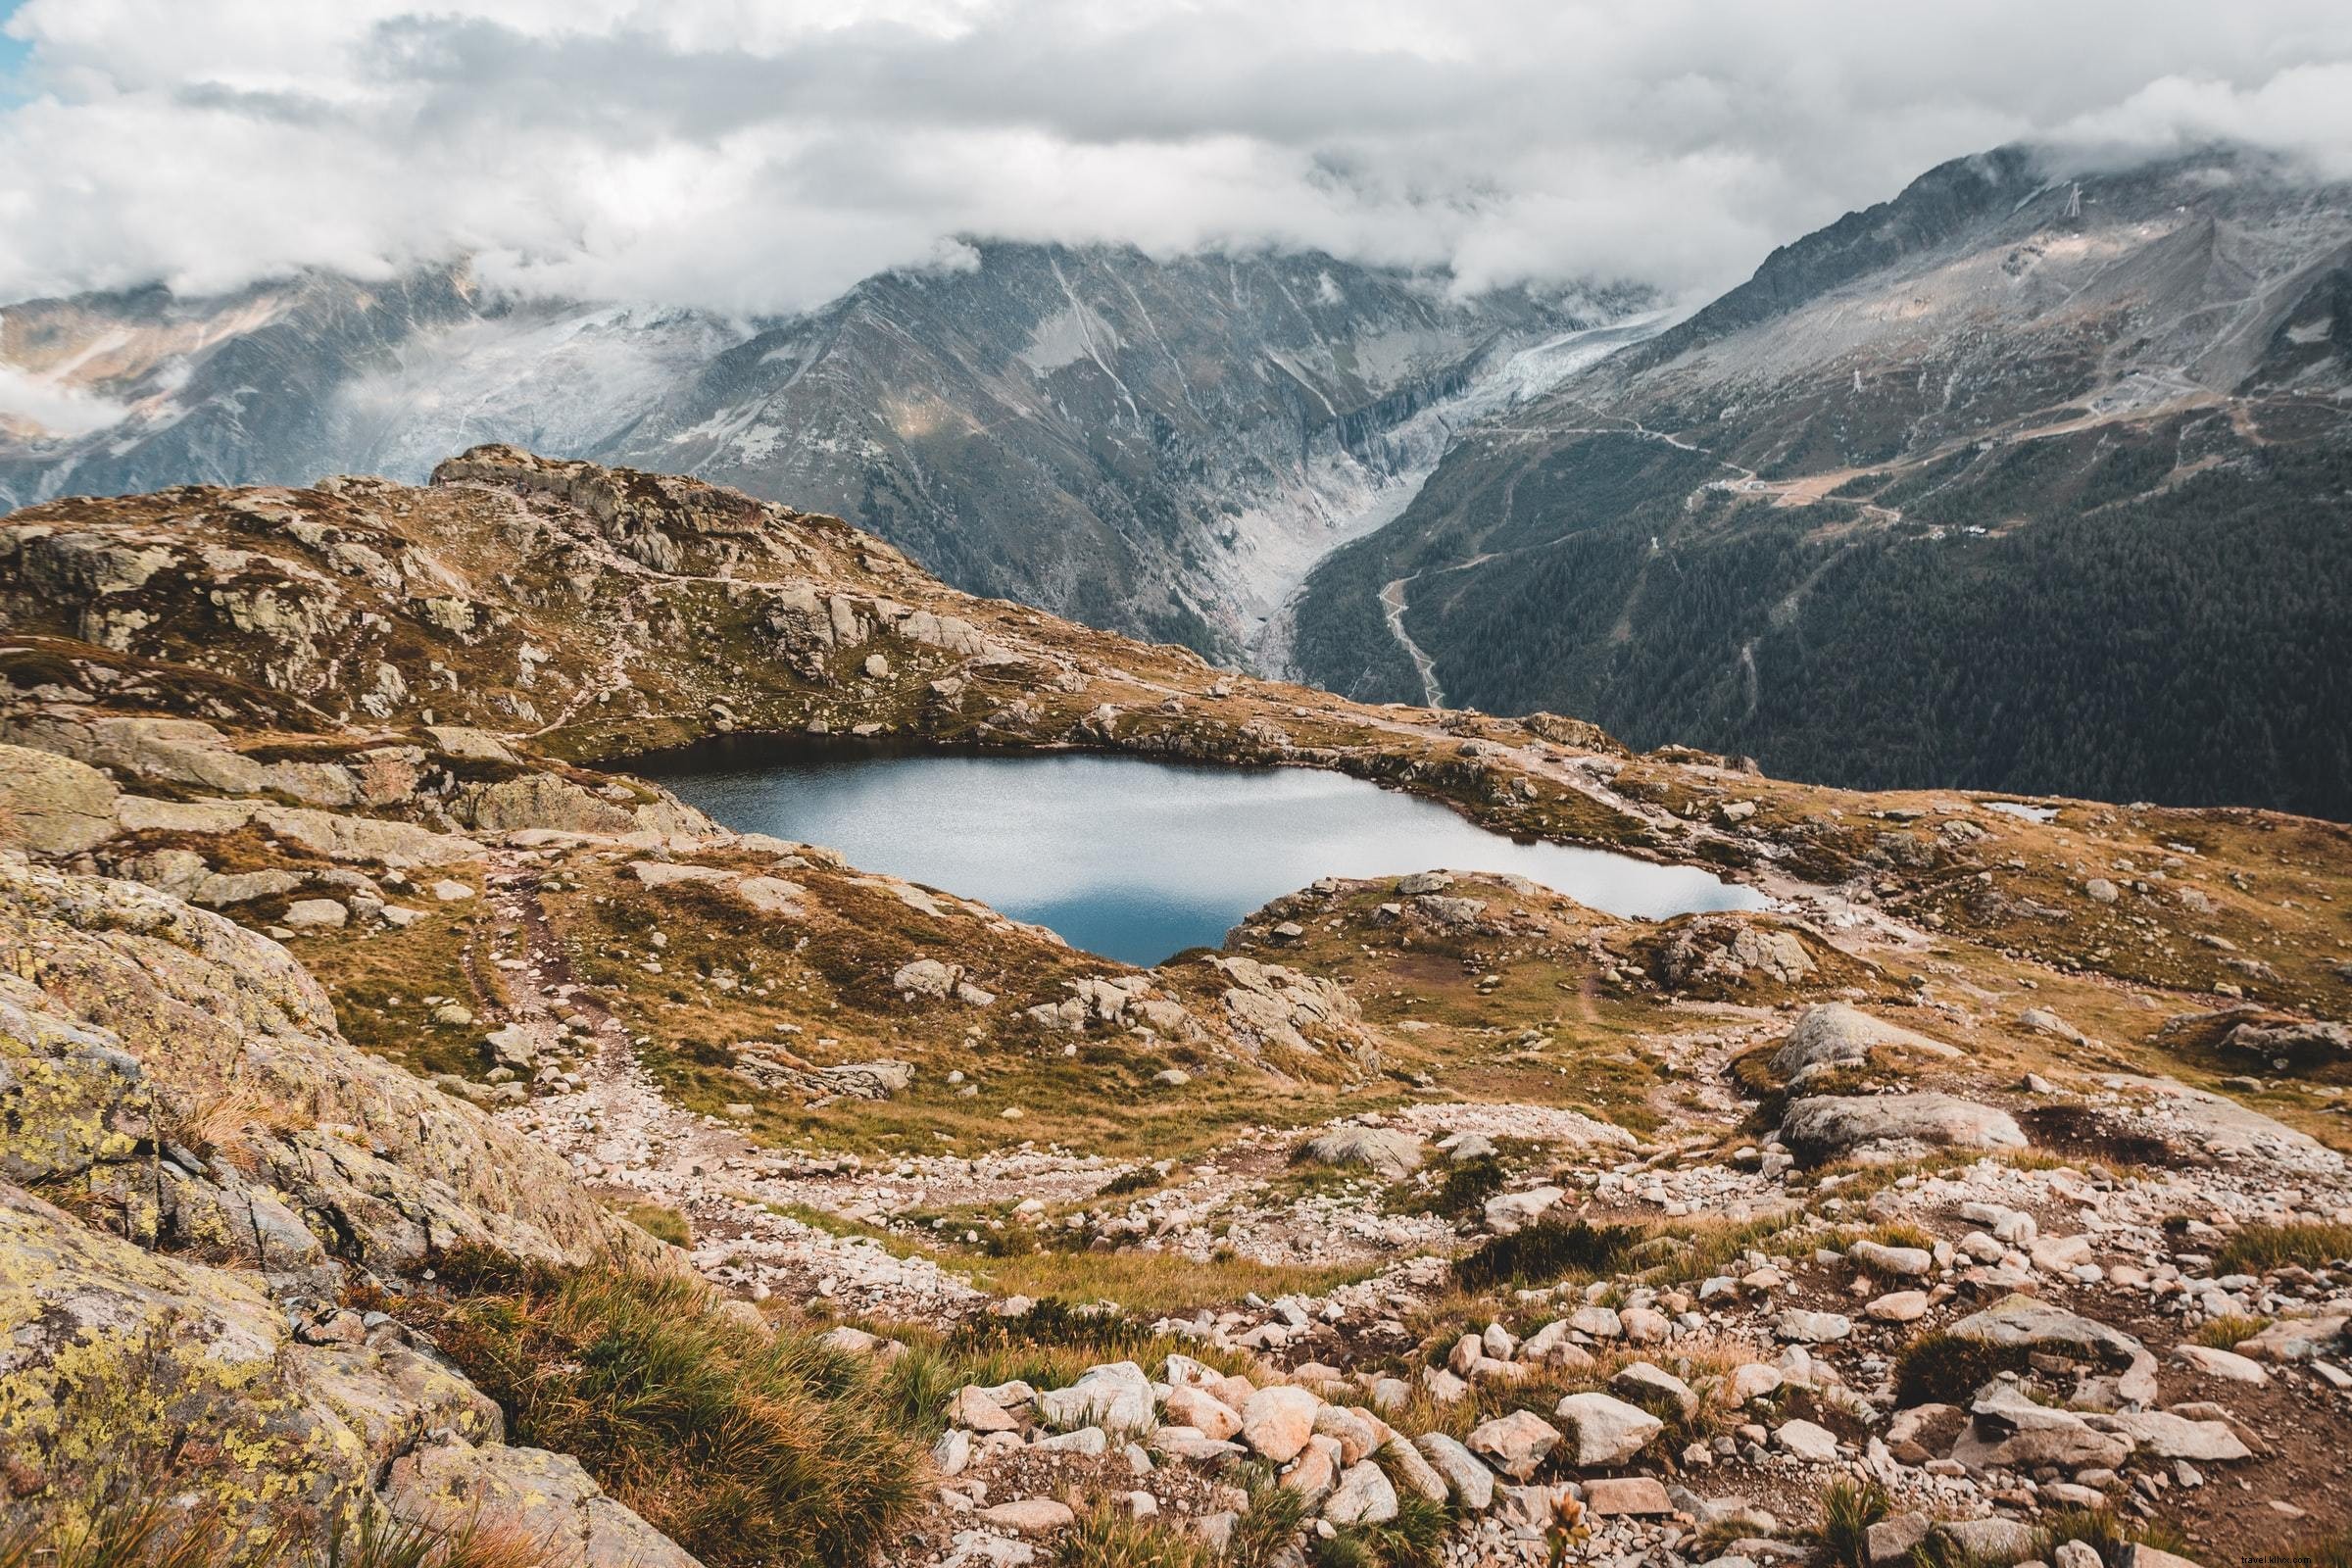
1288,144,2352,818
0,246,1643,659
5,446,2351,1565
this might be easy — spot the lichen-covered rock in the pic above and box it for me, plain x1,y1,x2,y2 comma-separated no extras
0,856,659,1273
1779,1092,2026,1163
1770,1003,1961,1083
0,1180,505,1548
0,743,119,854
386,1433,703,1568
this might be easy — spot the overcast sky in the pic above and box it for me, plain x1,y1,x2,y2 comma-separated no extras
4,0,2351,315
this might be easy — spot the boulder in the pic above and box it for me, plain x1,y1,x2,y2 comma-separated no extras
1380,1438,1449,1504
1582,1476,1672,1516
1467,1409,1562,1480
1414,1433,1494,1509
1037,1362,1152,1433
1771,1419,1839,1462
1484,1186,1565,1235
2233,1313,2348,1362
1770,1003,1960,1082
387,1434,698,1568
0,744,119,854
1240,1385,1320,1462
1163,1385,1241,1441
1609,1361,1697,1419
976,1499,1074,1535
1774,1309,1853,1343
1946,1296,2144,1365
1322,1462,1399,1526
1549,1393,1662,1467
1848,1239,1934,1278
1779,1093,2027,1163
1296,1126,1423,1179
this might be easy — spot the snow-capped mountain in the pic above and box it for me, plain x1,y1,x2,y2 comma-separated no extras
0,248,1646,660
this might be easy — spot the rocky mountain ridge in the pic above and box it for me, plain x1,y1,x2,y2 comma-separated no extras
0,247,1638,662
1288,144,2352,817
1,449,2348,1566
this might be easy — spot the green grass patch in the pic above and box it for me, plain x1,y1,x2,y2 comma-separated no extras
622,1201,692,1248
1059,1505,1221,1568
2189,1313,2272,1349
2214,1222,2352,1276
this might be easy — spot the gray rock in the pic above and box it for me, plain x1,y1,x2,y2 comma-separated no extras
1296,1125,1423,1179
1771,1003,1960,1082
1549,1392,1662,1466
0,744,119,854
1780,1092,2027,1163
1414,1432,1494,1510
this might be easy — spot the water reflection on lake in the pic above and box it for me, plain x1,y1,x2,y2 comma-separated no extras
632,743,1769,966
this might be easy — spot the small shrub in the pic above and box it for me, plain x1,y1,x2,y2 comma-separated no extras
1400,1156,1506,1221
2215,1222,2352,1276
1097,1164,1165,1199
1892,1332,2033,1406
1456,1217,1642,1289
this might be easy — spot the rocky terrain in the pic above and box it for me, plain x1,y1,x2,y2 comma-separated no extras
1288,144,2352,817
1,447,2349,1567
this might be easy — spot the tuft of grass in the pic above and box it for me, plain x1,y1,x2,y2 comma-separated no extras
622,1201,693,1248
1058,1505,1221,1568
2031,1507,2193,1566
1864,1220,1935,1251
1096,1164,1166,1200
1313,1491,1449,1568
2214,1222,2352,1276
1455,1217,1642,1290
2190,1312,2273,1349
319,1514,551,1568
1810,1479,1892,1568
1891,1332,2033,1407
0,1499,225,1568
407,1251,921,1568
1226,1465,1311,1568
1806,1486,1900,1568
2257,1529,2352,1567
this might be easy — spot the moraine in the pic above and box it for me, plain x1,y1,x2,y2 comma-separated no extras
630,742,1766,965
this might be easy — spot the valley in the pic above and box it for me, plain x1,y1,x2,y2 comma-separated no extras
1,447,2348,1567
1289,147,2352,818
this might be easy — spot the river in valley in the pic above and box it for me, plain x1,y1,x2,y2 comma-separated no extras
632,742,1768,966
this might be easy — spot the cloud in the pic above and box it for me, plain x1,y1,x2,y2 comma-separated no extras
1,0,2349,315
0,359,131,437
